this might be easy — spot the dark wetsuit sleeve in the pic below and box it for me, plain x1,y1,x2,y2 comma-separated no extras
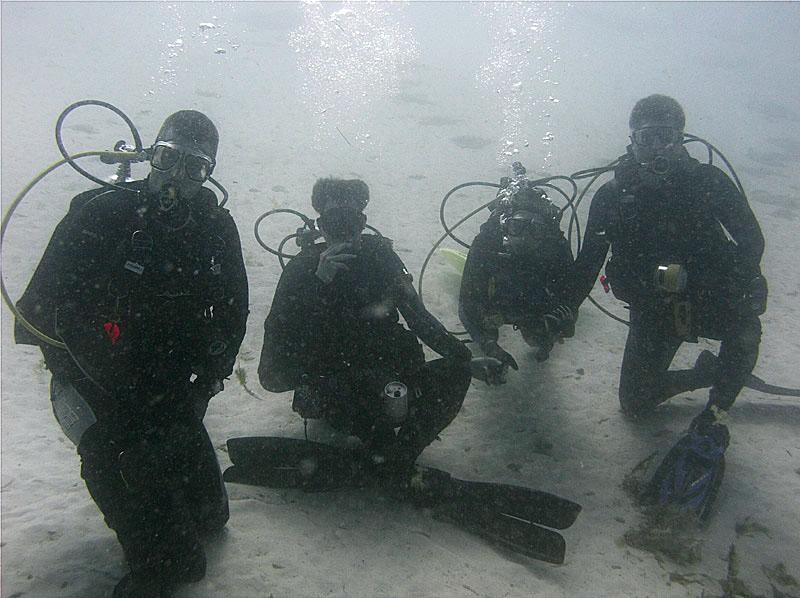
458,228,497,347
388,250,472,362
562,184,613,310
206,213,249,380
14,189,106,345
705,166,765,275
398,278,472,361
14,215,77,344
258,259,318,392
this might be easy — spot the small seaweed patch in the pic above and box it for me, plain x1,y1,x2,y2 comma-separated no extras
620,451,707,564
667,571,706,588
622,506,702,565
235,365,265,401
735,516,771,539
621,450,659,498
762,562,800,591
720,543,758,598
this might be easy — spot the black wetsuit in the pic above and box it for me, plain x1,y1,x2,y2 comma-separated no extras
15,179,249,584
258,234,472,464
565,154,765,415
459,215,574,348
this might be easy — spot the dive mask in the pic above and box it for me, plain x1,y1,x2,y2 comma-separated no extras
631,126,683,148
502,210,558,240
150,141,215,182
630,127,687,177
317,206,365,240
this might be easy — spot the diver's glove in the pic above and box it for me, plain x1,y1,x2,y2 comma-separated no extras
192,377,224,420
469,356,508,386
522,305,575,362
315,242,358,284
482,341,519,372
542,304,576,338
689,407,730,451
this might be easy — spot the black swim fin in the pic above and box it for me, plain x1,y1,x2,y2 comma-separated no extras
224,436,580,563
642,419,729,522
224,436,581,529
696,350,800,398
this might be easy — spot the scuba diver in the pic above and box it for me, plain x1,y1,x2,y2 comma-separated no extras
258,178,500,477
564,94,766,519
14,111,249,596
459,174,576,379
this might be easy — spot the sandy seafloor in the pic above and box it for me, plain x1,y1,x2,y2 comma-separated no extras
1,3,799,597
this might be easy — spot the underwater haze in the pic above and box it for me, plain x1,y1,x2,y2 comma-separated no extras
2,2,799,596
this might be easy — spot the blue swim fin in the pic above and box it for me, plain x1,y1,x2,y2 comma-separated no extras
644,421,729,522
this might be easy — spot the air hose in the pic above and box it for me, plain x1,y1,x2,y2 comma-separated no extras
55,99,146,191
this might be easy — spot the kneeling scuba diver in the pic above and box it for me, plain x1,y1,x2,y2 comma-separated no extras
6,103,248,597
565,94,768,522
458,166,577,381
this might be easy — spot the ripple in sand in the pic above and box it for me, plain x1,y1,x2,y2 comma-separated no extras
747,100,799,122
418,116,462,127
67,124,99,135
450,135,492,150
393,92,436,107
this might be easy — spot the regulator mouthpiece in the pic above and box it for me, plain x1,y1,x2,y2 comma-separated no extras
159,185,179,212
647,155,672,176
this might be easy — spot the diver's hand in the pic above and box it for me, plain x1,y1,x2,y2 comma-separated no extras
542,304,576,338
744,273,768,316
482,341,519,371
316,242,357,284
689,407,730,450
470,357,508,385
